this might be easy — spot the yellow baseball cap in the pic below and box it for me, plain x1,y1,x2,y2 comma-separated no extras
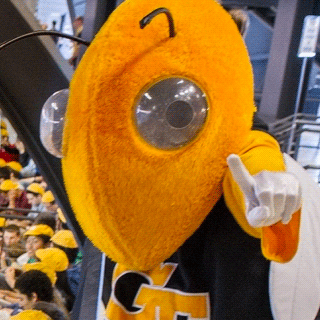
42,190,55,203
11,310,52,320
24,224,55,238
0,179,19,191
0,159,6,167
23,262,57,286
26,182,45,195
6,161,22,173
1,129,8,137
35,247,69,272
56,208,67,223
51,230,78,249
0,217,5,227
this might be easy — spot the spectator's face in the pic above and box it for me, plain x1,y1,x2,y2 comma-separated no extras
0,190,8,200
26,193,41,205
44,201,58,212
8,188,19,200
25,236,45,256
3,231,20,246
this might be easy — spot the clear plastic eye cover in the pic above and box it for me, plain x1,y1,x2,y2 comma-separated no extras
134,77,208,150
40,89,69,158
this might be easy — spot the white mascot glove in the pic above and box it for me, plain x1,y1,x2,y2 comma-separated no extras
227,154,302,228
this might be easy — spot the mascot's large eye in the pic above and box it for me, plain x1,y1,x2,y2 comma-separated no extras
134,77,208,150
40,89,68,158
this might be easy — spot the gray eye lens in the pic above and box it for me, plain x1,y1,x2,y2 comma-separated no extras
40,89,68,158
166,100,194,129
134,77,208,150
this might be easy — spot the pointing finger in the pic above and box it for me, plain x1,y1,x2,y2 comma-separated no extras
227,154,257,202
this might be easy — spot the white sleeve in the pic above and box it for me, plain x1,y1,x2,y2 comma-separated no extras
270,153,320,320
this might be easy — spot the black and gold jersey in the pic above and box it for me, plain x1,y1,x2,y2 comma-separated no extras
104,197,273,319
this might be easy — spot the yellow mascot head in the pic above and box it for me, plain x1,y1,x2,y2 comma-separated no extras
62,0,255,270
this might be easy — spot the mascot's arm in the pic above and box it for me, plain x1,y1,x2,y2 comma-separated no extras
223,130,301,263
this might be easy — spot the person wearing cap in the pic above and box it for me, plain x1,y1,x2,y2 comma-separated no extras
31,248,74,312
16,248,67,293
5,162,22,180
42,191,58,214
33,248,69,273
3,162,24,191
26,183,46,218
0,180,31,213
21,248,72,313
33,214,56,233
51,231,80,299
50,231,78,265
16,225,54,266
0,129,19,163
0,235,61,311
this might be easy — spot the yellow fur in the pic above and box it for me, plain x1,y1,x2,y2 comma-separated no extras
62,0,255,270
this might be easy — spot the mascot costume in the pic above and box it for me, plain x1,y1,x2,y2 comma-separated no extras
62,0,304,318
2,0,320,319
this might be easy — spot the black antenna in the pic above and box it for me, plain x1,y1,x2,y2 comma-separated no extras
0,30,91,51
140,7,176,38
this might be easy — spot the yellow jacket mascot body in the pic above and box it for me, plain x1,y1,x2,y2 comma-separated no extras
62,0,302,318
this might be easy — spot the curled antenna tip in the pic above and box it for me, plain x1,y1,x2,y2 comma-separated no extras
140,7,176,38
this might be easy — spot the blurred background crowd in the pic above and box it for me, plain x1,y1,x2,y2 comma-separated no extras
0,119,81,320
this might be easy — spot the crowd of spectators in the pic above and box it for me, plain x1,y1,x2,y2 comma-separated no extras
0,120,81,319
